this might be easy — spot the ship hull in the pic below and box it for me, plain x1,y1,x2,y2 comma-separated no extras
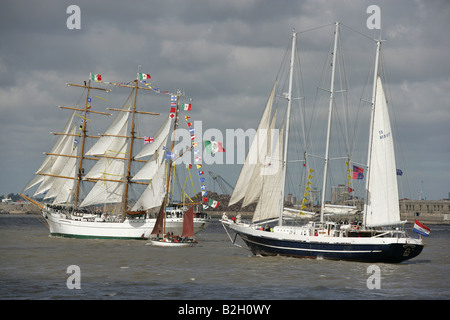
44,210,209,240
224,222,423,263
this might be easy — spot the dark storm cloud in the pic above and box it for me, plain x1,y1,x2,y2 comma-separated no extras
0,0,449,200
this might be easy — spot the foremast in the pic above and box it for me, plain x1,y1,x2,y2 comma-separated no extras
68,80,112,208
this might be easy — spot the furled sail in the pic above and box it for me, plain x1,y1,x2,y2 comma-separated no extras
365,76,401,227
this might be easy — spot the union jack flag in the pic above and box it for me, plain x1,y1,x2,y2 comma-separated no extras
144,136,154,144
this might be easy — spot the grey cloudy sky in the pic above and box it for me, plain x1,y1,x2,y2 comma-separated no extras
1,0,449,200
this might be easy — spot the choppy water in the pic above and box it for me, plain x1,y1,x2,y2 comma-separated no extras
0,214,449,300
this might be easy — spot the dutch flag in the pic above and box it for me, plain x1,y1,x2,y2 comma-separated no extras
412,219,430,237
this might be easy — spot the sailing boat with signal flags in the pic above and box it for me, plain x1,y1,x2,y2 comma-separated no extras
21,72,209,239
222,23,425,263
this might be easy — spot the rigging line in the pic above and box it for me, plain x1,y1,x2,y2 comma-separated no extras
295,22,335,36
340,23,376,42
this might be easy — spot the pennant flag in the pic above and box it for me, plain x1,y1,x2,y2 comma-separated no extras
308,168,315,173
187,122,192,127
208,198,219,208
201,185,206,191
182,103,191,111
186,164,192,169
185,116,191,121
348,187,354,193
202,197,209,203
189,128,195,135
199,177,205,183
196,164,202,169
138,73,151,80
198,170,204,176
90,73,101,82
169,96,177,118
144,136,154,145
352,165,364,180
203,204,209,210
396,169,403,176
202,190,208,196
413,219,430,237
204,140,225,154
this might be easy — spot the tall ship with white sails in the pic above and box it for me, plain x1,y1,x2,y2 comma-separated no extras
21,73,209,239
222,23,424,263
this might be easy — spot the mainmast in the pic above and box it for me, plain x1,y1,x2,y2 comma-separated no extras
278,30,296,226
112,78,161,221
319,22,340,223
363,39,381,226
122,79,139,220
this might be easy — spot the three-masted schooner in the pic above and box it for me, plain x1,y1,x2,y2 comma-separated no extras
222,23,424,263
21,73,209,239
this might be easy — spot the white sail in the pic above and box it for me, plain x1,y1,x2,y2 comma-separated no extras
131,163,166,211
132,136,168,181
252,122,284,222
49,147,78,205
33,124,78,196
85,90,133,156
134,116,171,159
365,76,401,227
24,111,77,191
228,81,276,207
80,141,128,207
80,102,131,207
242,108,277,207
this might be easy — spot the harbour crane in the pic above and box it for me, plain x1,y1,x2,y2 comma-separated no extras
208,171,234,195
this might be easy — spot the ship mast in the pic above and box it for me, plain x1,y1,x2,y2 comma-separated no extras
363,39,381,226
64,79,111,209
319,22,340,223
162,94,180,234
278,30,296,226
109,78,162,221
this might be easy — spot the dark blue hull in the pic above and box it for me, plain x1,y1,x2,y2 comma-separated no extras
238,232,423,263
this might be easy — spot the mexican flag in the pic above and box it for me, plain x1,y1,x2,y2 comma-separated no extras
138,73,151,80
204,140,225,154
208,198,219,208
90,73,101,82
182,103,191,111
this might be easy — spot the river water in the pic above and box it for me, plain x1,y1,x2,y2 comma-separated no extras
0,214,449,300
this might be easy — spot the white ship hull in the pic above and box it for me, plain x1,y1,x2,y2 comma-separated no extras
43,209,209,240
